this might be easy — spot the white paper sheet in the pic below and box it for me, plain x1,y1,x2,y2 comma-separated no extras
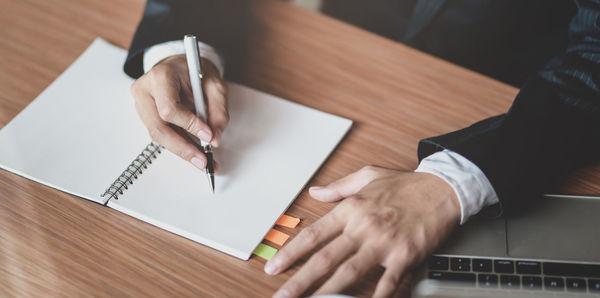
0,39,149,204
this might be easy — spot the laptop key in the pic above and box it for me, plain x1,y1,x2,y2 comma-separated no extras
472,259,492,272
590,279,600,292
478,274,498,288
500,275,520,289
543,262,600,278
429,271,476,285
522,276,542,289
494,260,514,273
544,277,564,291
516,261,541,275
566,278,586,291
428,256,449,271
450,257,471,272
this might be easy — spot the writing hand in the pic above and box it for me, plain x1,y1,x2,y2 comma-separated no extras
130,55,228,169
265,166,461,297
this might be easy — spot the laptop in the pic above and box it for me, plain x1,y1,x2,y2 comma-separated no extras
413,194,600,297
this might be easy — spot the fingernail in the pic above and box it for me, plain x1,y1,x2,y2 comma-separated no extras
191,157,205,169
272,289,290,298
212,128,223,147
264,258,280,275
309,186,323,192
197,130,212,142
210,135,220,147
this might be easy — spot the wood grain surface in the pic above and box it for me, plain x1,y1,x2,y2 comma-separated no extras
1,0,598,297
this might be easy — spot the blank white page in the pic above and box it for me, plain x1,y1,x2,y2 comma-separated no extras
0,39,149,204
108,82,352,260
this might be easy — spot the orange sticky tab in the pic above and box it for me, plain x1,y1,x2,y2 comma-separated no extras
265,229,290,246
276,214,300,228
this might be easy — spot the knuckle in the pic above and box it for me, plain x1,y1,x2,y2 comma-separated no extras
212,112,230,130
175,147,195,161
205,77,227,98
300,226,319,243
282,283,300,297
361,165,375,171
404,241,416,257
186,115,200,133
381,229,399,243
378,206,400,224
157,104,176,121
341,230,360,244
397,239,418,260
363,213,381,229
215,80,227,94
312,250,334,269
328,209,344,225
360,165,382,180
149,67,171,83
380,276,398,293
411,227,428,252
339,262,360,279
144,69,157,82
361,165,377,174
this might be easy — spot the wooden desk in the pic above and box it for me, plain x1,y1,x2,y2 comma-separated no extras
1,0,598,297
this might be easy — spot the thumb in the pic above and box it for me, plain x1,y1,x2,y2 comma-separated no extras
309,166,383,202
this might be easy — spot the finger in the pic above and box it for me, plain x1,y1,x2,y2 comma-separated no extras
151,77,213,143
265,211,345,276
373,259,406,298
273,234,359,298
203,62,228,147
313,245,380,296
134,90,207,169
152,123,207,169
309,166,383,202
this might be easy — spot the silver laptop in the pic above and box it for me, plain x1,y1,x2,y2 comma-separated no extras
413,195,600,297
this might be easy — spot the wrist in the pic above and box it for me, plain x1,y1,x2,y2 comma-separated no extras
415,172,461,226
415,150,499,224
143,40,225,76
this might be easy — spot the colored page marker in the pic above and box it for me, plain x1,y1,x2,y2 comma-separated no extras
276,215,300,229
265,229,290,246
253,243,278,260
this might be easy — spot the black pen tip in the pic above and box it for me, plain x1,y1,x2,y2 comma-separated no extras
208,174,215,194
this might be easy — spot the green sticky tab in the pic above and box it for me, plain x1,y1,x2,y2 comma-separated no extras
253,243,278,260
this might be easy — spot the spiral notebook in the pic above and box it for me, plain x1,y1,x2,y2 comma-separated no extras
0,38,352,260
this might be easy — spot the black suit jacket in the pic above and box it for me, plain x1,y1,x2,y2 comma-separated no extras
125,0,600,216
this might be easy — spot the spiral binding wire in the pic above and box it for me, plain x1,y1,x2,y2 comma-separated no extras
101,142,163,201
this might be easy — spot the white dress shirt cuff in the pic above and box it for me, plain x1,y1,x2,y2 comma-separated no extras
143,40,225,77
415,149,499,224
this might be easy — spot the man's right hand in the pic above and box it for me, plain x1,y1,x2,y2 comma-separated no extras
130,54,228,170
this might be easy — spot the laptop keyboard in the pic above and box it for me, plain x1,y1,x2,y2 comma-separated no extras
426,255,600,293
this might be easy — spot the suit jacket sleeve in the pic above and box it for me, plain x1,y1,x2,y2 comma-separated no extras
418,0,600,215
124,0,253,79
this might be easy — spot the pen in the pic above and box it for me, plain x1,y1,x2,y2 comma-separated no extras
543,194,600,200
183,34,215,193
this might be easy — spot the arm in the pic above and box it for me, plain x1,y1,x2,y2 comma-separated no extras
124,0,254,168
266,1,600,297
124,0,252,79
419,0,600,214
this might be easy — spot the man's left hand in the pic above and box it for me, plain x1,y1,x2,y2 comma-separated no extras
265,166,461,298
